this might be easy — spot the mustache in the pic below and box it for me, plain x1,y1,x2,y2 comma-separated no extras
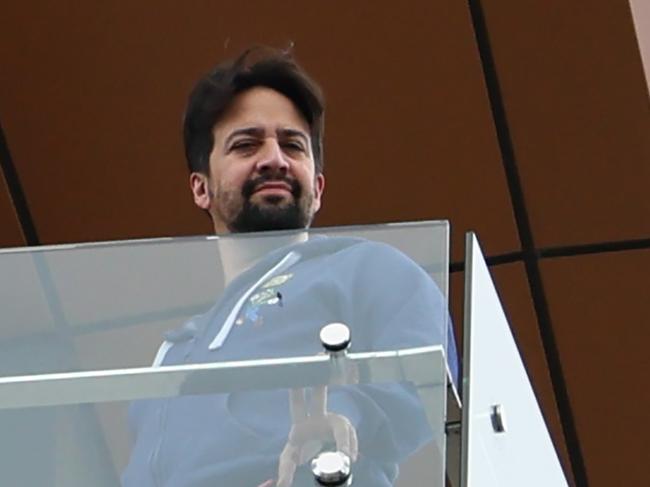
242,175,302,199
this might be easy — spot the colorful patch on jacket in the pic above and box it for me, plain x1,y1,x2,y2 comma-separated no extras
261,273,293,289
235,273,293,327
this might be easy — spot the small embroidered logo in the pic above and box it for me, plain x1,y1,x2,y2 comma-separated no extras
236,273,293,327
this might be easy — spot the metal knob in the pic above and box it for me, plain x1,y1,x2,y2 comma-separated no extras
311,451,352,486
319,323,351,352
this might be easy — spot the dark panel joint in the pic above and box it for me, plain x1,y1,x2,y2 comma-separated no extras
0,119,39,245
467,1,589,485
540,238,650,259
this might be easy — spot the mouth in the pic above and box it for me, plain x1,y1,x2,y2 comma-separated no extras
253,182,293,196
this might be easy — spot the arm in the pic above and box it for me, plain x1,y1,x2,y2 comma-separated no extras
331,242,458,461
273,242,458,485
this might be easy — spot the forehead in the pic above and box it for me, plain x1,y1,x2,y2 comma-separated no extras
213,86,310,142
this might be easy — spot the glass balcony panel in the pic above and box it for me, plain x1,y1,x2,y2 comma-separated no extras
461,234,567,487
0,346,448,486
0,222,452,486
0,221,450,376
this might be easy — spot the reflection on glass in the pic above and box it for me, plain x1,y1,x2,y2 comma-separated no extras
0,222,454,486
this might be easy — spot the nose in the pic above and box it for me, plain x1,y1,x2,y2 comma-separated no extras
255,138,290,175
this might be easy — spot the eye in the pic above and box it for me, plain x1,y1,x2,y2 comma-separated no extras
230,139,259,154
282,140,305,153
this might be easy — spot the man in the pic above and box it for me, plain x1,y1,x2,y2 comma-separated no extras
123,46,458,487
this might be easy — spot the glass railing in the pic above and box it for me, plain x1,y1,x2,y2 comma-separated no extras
461,234,568,487
0,221,455,487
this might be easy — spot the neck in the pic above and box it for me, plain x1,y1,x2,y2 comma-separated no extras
216,231,308,284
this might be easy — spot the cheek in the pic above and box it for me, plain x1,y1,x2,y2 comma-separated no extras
215,166,248,194
295,165,316,186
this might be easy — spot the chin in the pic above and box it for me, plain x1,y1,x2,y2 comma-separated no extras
256,194,292,206
229,204,309,233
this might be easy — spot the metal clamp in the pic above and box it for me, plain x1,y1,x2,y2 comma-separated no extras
445,420,462,435
320,323,351,354
490,404,506,433
311,451,352,486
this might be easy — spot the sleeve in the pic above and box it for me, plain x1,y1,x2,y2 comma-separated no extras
326,242,458,466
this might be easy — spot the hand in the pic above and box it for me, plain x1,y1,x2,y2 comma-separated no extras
276,386,358,487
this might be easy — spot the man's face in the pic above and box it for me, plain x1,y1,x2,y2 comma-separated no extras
190,86,325,234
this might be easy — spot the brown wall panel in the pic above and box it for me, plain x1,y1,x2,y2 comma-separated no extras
450,262,573,484
541,249,650,486
482,0,650,247
0,171,25,247
0,2,519,260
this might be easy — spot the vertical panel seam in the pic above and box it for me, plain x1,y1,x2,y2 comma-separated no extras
0,118,40,246
465,1,588,485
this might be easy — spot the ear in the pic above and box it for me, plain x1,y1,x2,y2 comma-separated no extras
311,173,325,213
190,172,212,210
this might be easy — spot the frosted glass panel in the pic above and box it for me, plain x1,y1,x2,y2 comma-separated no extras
461,233,567,487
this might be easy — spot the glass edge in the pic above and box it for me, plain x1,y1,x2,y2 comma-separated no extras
0,219,451,255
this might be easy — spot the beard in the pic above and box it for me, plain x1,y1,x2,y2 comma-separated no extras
223,175,315,233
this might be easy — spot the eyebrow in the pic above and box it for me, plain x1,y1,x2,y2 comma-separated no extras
223,127,264,148
223,126,310,148
277,128,309,147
